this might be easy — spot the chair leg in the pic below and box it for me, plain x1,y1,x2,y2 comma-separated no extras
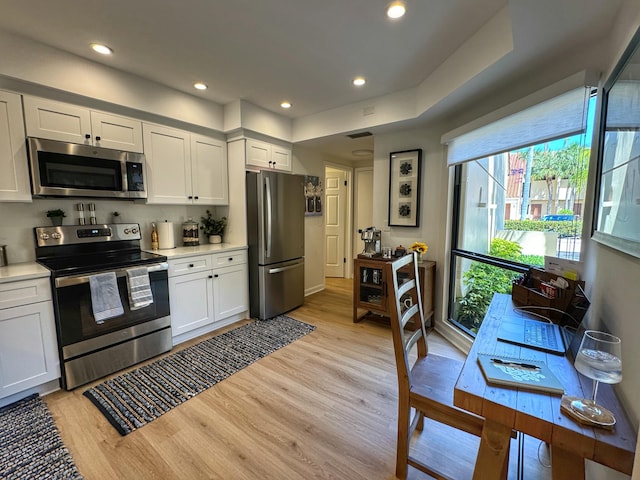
415,409,424,432
396,402,410,479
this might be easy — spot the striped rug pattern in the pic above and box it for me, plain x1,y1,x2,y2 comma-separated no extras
83,315,315,435
0,394,83,479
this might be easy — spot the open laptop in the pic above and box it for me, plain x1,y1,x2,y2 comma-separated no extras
497,288,590,355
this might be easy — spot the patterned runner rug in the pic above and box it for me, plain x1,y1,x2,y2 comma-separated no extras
84,315,315,435
0,394,83,479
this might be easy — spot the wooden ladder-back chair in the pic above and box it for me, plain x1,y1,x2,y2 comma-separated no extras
385,253,485,480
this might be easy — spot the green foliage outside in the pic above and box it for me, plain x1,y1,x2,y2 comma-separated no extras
504,219,582,238
455,238,543,333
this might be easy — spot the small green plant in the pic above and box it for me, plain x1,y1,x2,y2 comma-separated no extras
46,209,66,218
200,210,227,236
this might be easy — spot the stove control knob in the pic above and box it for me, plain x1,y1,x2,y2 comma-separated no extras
39,233,50,240
124,228,130,234
51,232,62,239
131,227,139,234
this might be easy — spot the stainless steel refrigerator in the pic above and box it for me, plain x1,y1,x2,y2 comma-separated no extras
246,171,305,319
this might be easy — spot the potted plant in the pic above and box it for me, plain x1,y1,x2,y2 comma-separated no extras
200,210,227,244
46,209,66,226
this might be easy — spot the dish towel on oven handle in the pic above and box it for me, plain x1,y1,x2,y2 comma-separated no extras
89,272,124,323
126,266,154,310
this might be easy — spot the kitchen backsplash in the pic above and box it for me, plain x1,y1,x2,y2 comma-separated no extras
0,198,228,264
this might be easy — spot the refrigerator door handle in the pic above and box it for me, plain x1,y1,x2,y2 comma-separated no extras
268,263,302,274
264,176,273,258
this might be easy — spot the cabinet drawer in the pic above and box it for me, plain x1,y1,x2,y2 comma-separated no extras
168,255,211,277
0,278,52,310
211,250,247,268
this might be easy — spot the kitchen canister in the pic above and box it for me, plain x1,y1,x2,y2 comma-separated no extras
157,221,175,249
182,218,200,246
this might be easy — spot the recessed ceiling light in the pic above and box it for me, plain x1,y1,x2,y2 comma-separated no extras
280,101,292,109
386,1,406,19
352,149,373,157
90,43,113,55
193,82,208,90
353,77,366,87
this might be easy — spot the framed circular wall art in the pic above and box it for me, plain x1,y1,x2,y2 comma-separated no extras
388,148,422,227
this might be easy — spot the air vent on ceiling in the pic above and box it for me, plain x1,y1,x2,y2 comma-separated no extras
346,131,373,139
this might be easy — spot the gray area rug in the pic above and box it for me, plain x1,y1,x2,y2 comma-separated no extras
0,393,83,479
84,315,315,435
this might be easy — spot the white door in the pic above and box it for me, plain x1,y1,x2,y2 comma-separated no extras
325,167,347,277
353,168,374,257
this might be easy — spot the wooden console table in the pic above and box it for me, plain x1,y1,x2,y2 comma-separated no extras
353,255,435,327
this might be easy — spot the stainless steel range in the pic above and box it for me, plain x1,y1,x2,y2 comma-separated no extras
35,223,172,390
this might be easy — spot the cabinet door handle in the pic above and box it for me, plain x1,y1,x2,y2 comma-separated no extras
189,264,194,268
194,196,199,200
208,275,213,279
228,257,233,261
85,133,91,139
95,136,101,141
188,195,193,199
214,274,219,278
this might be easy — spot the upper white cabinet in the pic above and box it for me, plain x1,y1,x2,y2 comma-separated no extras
23,96,143,152
246,138,292,172
143,124,228,205
191,134,229,205
0,90,31,202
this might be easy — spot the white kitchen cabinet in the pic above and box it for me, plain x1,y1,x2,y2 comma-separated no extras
167,249,248,341
212,263,248,320
191,134,228,205
246,138,292,172
0,90,31,202
144,124,228,205
0,278,59,399
169,268,214,336
22,96,143,152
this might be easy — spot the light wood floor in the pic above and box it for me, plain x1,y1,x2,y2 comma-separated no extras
44,278,551,479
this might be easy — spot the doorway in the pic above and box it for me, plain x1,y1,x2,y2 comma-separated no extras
324,165,351,278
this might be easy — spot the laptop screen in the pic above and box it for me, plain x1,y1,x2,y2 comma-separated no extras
565,284,591,359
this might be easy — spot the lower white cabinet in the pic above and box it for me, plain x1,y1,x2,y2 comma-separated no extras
168,249,248,340
0,278,59,399
168,269,214,336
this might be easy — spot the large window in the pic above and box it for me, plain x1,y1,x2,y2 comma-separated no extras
444,81,596,335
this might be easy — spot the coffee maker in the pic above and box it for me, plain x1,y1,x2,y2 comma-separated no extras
360,227,381,256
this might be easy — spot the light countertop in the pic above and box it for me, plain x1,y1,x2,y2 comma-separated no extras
0,262,51,284
145,243,248,259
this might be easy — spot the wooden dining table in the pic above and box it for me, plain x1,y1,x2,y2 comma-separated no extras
454,294,636,479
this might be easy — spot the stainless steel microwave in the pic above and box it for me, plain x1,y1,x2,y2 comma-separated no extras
28,137,147,199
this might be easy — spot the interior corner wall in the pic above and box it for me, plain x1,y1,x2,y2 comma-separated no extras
582,9,640,480
291,146,326,295
372,127,449,329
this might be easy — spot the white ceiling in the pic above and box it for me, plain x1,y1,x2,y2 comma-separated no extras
0,0,624,161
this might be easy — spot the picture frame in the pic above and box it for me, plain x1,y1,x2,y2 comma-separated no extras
592,25,640,258
304,175,323,216
388,149,422,227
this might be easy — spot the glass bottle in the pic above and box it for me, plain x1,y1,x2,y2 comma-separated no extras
151,223,159,250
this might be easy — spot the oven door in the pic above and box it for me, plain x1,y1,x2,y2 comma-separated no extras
53,263,170,359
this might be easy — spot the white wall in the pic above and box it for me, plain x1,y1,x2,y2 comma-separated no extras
372,127,449,330
291,146,326,295
0,198,226,264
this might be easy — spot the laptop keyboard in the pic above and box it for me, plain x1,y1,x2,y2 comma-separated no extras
524,320,558,349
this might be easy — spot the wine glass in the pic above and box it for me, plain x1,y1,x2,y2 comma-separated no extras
571,330,622,423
